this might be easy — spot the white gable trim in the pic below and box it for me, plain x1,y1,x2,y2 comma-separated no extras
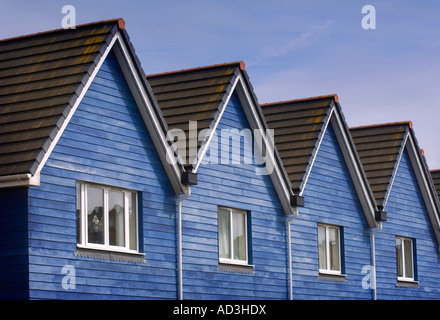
192,73,294,215
405,133,440,246
192,75,241,172
111,32,183,194
381,129,409,208
330,109,378,227
300,107,334,196
235,75,293,215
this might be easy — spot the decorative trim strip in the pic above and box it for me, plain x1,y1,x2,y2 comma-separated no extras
217,263,255,274
318,273,347,282
75,247,146,263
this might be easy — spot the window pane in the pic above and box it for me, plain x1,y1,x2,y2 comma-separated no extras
404,239,413,279
329,227,340,271
218,209,231,259
396,238,403,277
109,190,125,247
318,225,327,270
76,183,81,244
233,212,246,261
87,187,104,244
128,192,137,251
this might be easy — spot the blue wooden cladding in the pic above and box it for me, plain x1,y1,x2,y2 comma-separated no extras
374,150,440,299
25,50,178,299
2,46,440,300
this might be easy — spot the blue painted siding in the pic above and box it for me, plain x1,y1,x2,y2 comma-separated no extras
26,50,178,299
0,187,29,299
375,149,440,299
180,92,289,299
291,123,373,299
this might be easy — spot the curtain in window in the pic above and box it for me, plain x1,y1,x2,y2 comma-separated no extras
403,239,413,279
218,209,230,259
233,212,246,261
329,227,340,272
396,238,403,277
318,225,327,270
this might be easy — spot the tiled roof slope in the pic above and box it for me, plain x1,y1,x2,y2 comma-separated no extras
431,170,440,201
349,121,411,207
261,95,336,192
147,62,245,166
0,19,125,177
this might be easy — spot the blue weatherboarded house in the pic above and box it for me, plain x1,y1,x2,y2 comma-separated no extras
0,19,186,299
350,122,440,299
148,62,295,299
262,95,380,299
2,18,440,300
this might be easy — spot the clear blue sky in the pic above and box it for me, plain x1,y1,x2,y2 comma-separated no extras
1,0,439,168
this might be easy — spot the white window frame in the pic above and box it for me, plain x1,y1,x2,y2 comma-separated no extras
318,224,342,275
218,207,249,266
77,182,139,254
396,236,415,282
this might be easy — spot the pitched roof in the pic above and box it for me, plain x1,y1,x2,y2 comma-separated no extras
0,19,184,192
148,61,295,214
0,19,124,177
261,95,336,192
349,121,411,207
147,62,244,167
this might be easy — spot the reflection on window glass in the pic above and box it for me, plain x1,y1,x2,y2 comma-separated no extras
109,190,125,247
77,182,138,253
87,186,104,245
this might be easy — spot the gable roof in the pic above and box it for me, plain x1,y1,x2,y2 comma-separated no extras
261,95,378,227
0,19,183,193
147,62,244,167
148,62,295,215
261,95,335,192
349,121,411,207
350,121,440,244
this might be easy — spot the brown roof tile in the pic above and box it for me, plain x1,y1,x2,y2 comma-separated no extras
261,95,336,191
0,19,124,176
349,121,411,206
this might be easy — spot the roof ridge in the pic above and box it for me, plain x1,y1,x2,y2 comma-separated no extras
0,18,125,44
349,121,412,130
147,61,245,78
260,94,338,107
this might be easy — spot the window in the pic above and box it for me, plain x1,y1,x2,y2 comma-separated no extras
318,224,342,274
76,182,138,253
396,236,415,281
218,207,248,265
